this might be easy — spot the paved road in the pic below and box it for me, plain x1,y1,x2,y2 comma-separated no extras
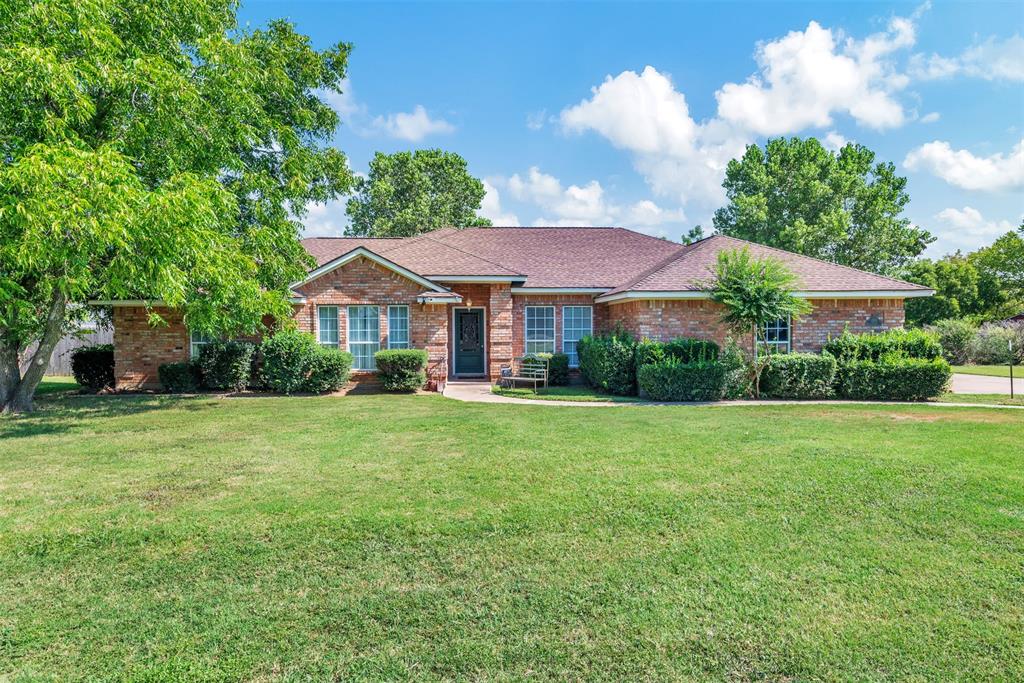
951,372,1024,395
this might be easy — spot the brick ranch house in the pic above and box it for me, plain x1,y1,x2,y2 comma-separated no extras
104,227,933,390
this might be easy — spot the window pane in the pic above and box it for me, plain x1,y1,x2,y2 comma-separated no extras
190,330,213,359
525,306,555,354
761,317,791,354
388,306,409,349
318,306,339,347
348,306,380,370
562,306,592,367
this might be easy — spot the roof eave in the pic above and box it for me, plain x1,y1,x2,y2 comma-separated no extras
595,289,935,304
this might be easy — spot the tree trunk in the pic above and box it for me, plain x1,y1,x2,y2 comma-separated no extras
0,340,21,409
1,290,67,414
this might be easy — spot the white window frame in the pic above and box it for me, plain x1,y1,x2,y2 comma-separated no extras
317,305,339,348
189,330,213,359
387,305,410,350
347,305,381,371
524,305,556,355
561,305,593,368
760,316,792,355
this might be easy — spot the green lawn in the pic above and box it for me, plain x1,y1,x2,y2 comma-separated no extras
952,364,1020,378
934,392,1024,407
492,384,644,402
2,394,1022,680
34,375,79,396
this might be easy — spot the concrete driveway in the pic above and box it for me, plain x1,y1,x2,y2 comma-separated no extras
951,373,1024,395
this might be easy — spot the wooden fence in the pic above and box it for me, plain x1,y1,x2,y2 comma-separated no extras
19,327,114,376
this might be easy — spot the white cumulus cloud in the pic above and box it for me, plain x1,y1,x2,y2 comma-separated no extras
919,112,940,123
372,105,455,142
932,206,1017,254
822,131,849,151
301,199,349,237
904,139,1024,191
479,180,520,226
910,35,1024,82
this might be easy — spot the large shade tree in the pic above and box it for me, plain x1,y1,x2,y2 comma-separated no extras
0,0,353,412
345,149,490,237
712,137,933,274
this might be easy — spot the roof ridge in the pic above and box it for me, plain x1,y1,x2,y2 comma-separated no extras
707,234,928,289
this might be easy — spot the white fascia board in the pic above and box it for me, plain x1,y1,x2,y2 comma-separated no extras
293,247,448,293
425,275,522,283
510,287,609,295
87,299,168,306
417,294,464,304
596,289,935,304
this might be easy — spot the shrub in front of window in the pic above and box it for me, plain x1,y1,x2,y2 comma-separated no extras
823,328,942,362
374,349,428,392
719,338,751,399
577,329,637,396
197,340,254,392
158,361,201,393
969,322,1022,365
927,318,976,365
637,358,727,401
304,347,353,393
760,353,837,399
663,338,719,363
70,344,115,392
835,356,952,401
261,330,320,394
522,352,569,385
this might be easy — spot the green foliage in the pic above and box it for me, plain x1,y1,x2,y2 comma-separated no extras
69,344,114,392
760,353,837,399
577,330,637,396
345,149,490,237
0,0,353,410
712,137,932,273
158,362,201,393
523,353,569,386
823,328,942,362
637,359,727,401
719,338,752,399
375,349,429,392
303,348,352,394
260,330,321,394
198,341,254,392
927,319,976,365
636,338,720,367
969,323,1023,365
836,357,952,401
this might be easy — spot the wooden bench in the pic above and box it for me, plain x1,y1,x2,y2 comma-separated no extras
499,356,549,392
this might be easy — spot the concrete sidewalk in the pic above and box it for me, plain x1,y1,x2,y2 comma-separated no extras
951,372,1023,395
442,380,1024,410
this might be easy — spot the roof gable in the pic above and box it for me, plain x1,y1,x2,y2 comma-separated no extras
292,246,449,293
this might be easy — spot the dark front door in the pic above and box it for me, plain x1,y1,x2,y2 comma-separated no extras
455,309,485,375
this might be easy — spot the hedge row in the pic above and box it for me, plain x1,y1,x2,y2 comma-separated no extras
835,357,952,401
637,359,726,401
822,328,942,362
760,353,837,400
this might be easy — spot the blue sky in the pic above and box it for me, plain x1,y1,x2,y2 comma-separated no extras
240,1,1024,256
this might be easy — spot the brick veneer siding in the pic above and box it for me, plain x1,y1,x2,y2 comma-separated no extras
512,294,606,361
602,297,905,352
294,255,450,386
113,306,189,390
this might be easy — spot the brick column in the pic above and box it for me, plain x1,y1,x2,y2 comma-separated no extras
488,283,513,380
422,303,449,389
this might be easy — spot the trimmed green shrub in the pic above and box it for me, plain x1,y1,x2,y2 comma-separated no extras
836,357,952,401
928,318,976,365
197,340,254,392
720,338,751,399
634,339,666,369
261,330,320,394
638,358,726,401
969,323,1022,364
158,361,201,393
663,338,719,363
304,347,353,393
70,344,115,391
760,353,837,399
375,349,428,392
823,328,942,362
578,331,637,396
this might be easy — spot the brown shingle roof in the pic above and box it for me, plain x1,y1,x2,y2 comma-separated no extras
604,235,930,295
301,229,930,294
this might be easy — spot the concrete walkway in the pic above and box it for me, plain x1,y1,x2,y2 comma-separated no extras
951,372,1023,395
442,380,1024,410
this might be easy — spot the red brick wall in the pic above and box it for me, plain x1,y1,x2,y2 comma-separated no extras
601,297,906,353
113,307,189,389
294,256,450,385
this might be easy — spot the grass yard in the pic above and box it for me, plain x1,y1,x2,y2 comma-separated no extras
491,384,644,402
34,375,80,396
1,394,1022,681
952,364,1020,378
935,392,1024,407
